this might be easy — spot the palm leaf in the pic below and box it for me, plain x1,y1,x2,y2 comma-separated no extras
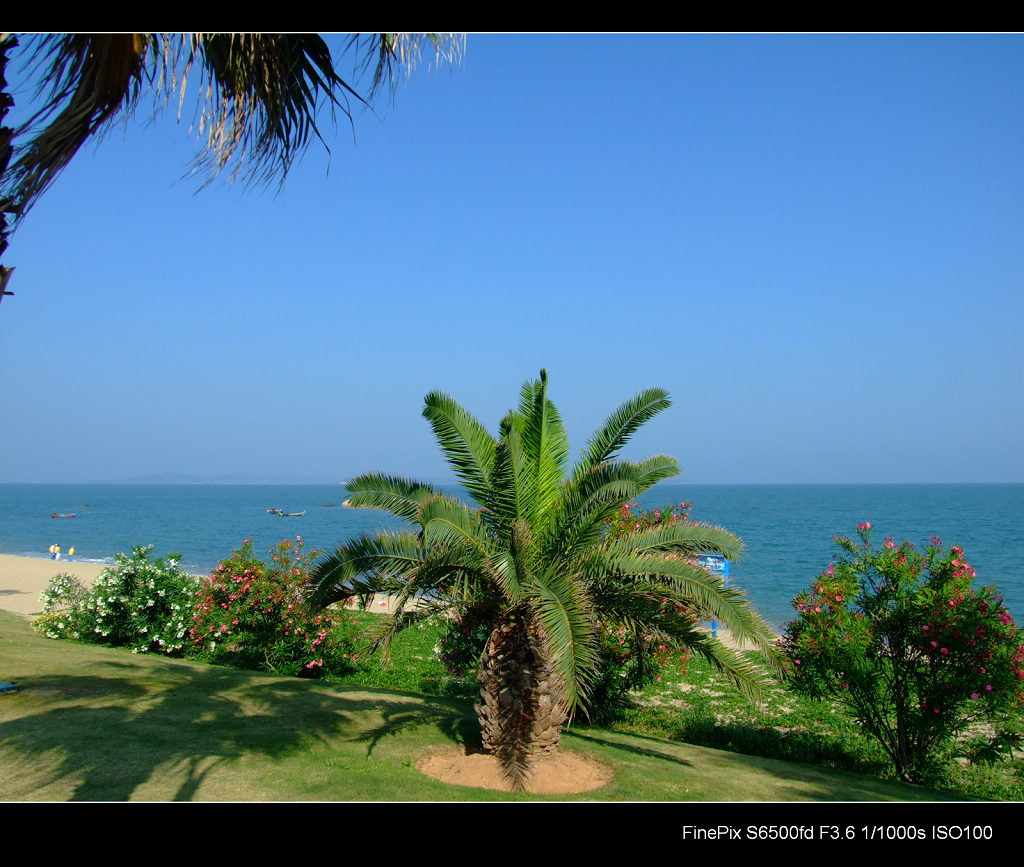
6,34,158,220
306,531,426,607
517,369,569,532
631,454,682,492
682,630,775,704
422,390,497,508
595,551,772,649
572,386,671,481
419,496,490,551
604,520,744,561
525,566,599,711
344,472,440,524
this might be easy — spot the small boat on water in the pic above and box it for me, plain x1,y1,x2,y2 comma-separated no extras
267,508,305,517
51,513,76,519
267,508,283,515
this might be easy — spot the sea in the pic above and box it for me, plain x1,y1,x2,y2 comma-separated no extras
2,483,1022,632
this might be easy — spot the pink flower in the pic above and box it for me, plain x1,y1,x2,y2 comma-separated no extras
794,659,801,666
986,684,993,692
971,693,980,700
858,522,872,531
940,647,949,655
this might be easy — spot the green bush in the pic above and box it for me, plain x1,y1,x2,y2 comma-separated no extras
189,537,355,678
782,524,1024,783
35,547,198,655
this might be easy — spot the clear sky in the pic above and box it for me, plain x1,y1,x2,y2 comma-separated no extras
1,34,1021,484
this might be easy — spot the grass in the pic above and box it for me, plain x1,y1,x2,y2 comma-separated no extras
0,610,971,802
607,650,1024,800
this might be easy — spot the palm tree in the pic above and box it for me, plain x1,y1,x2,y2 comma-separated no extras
308,370,775,789
0,32,463,306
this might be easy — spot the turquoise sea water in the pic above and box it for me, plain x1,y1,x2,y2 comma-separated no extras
2,483,1022,631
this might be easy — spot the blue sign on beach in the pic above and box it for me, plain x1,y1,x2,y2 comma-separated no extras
697,553,729,579
698,554,730,637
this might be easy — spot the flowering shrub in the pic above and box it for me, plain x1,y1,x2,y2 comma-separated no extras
34,547,198,654
189,537,353,678
435,608,491,681
603,500,692,541
782,524,1024,782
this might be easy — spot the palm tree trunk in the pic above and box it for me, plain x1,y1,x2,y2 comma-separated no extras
475,617,567,790
1,35,18,305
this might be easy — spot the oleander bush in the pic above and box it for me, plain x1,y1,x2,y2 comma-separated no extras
781,523,1024,783
189,537,355,678
34,546,198,654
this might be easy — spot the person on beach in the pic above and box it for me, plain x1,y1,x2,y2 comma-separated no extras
49,544,59,560
68,546,75,562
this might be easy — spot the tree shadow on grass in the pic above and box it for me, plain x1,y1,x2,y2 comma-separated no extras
564,728,955,801
0,662,476,801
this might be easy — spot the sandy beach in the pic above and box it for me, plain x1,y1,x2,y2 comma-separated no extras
0,553,409,620
0,554,107,619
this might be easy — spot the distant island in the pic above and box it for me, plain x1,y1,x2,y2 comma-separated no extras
100,473,346,485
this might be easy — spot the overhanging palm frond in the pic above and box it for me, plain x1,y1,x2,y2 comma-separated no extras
7,34,157,221
422,390,497,507
345,472,439,524
349,33,465,100
3,32,465,226
178,33,344,190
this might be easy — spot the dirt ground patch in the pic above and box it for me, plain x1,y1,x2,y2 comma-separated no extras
417,746,613,795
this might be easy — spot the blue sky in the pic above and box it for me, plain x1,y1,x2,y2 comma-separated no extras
2,34,1022,484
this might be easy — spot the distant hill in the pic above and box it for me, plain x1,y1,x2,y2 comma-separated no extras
105,473,344,485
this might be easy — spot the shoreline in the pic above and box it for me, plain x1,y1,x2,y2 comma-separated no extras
0,553,107,619
0,552,407,620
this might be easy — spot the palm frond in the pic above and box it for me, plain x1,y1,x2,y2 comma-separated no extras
6,34,158,220
348,33,465,100
306,531,426,608
422,389,497,507
547,461,648,559
344,472,440,524
489,412,530,536
3,33,465,226
595,552,772,649
419,496,490,551
604,520,744,561
682,630,775,704
526,566,599,711
572,386,671,481
630,453,682,492
517,369,569,532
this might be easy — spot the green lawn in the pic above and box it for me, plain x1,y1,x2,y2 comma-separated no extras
0,611,973,801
